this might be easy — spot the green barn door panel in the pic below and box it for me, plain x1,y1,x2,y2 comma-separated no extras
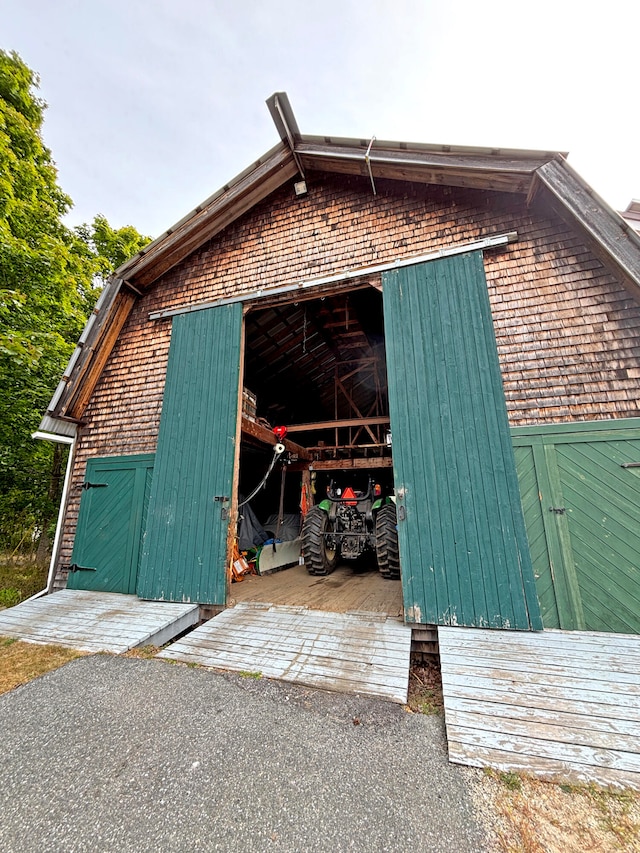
69,454,155,594
383,252,541,629
137,303,242,604
554,437,640,634
513,422,640,634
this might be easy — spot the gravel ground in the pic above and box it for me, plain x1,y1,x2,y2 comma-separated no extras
0,655,491,853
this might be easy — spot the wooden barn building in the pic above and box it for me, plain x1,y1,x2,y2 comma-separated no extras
8,92,639,788
39,93,640,631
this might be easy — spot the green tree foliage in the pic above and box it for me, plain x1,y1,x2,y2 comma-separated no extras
75,214,151,283
0,50,150,552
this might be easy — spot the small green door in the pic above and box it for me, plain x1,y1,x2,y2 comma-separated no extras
383,252,542,629
137,303,242,604
68,454,154,594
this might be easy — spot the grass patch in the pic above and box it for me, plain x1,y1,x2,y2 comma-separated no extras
124,645,161,659
476,771,640,853
581,784,640,847
0,588,22,608
0,555,48,606
499,771,523,792
0,636,86,694
239,671,262,679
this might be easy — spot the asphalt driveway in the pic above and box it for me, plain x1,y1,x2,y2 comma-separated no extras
0,656,490,852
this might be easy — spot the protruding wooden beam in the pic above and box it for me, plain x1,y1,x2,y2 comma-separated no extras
241,417,312,461
287,416,390,433
309,457,393,470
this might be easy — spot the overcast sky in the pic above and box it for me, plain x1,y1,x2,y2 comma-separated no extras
2,0,638,238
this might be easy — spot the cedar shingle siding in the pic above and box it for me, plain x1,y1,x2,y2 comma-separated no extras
56,174,640,578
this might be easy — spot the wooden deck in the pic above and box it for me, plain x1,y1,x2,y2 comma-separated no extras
159,602,412,703
229,562,403,616
0,590,200,654
439,627,640,790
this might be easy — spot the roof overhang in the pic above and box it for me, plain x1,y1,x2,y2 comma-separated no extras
114,93,566,292
534,159,640,301
117,141,298,289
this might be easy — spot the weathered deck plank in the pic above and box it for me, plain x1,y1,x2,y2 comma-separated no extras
0,590,199,653
439,627,640,790
159,603,412,703
441,659,640,691
442,674,640,718
185,632,409,665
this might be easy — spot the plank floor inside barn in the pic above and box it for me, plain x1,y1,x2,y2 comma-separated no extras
228,561,404,616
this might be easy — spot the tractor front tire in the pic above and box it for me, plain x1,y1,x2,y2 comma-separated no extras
301,506,338,576
375,504,400,579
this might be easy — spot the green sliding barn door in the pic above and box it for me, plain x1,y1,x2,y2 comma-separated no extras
68,454,154,594
137,303,243,604
383,252,541,629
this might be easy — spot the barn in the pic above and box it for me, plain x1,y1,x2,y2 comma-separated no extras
7,93,640,787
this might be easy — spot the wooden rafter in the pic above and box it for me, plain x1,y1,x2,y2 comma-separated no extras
287,416,390,433
309,457,392,470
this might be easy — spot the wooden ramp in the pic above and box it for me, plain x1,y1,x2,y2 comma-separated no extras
0,589,200,654
159,602,412,703
439,627,640,791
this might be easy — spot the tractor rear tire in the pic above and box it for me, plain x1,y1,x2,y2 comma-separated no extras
375,504,400,579
301,506,338,576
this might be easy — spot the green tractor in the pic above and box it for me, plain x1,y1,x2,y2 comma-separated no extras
301,474,400,580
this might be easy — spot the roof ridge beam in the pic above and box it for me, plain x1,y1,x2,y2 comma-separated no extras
266,92,305,179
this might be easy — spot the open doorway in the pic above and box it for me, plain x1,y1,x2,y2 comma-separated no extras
232,284,402,616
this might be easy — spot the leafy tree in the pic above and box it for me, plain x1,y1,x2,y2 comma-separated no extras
0,49,150,554
75,214,151,283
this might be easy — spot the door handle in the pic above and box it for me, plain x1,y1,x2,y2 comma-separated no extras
214,496,230,521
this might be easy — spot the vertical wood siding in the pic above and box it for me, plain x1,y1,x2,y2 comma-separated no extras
383,252,542,629
137,303,242,604
514,421,640,634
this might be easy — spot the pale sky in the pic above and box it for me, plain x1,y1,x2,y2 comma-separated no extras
1,0,639,238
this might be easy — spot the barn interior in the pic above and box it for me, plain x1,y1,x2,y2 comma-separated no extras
233,283,402,614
